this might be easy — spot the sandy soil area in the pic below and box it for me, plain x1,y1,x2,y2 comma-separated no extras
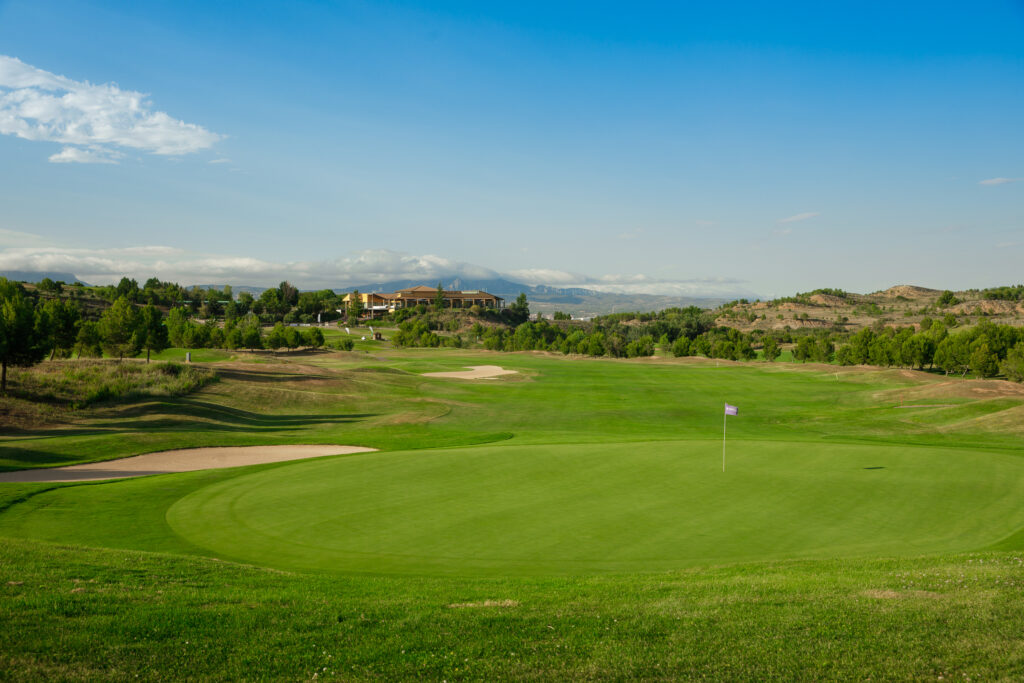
0,445,377,483
422,365,518,380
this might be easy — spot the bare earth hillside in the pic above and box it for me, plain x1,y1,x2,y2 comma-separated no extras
714,285,1024,333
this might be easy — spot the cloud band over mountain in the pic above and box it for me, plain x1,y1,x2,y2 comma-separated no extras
0,240,754,298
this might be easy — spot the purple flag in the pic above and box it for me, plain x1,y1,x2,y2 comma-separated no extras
724,403,738,416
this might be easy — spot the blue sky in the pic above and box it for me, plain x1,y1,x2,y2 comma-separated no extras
0,0,1021,296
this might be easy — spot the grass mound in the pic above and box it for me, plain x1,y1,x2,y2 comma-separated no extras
0,360,218,431
6,360,216,409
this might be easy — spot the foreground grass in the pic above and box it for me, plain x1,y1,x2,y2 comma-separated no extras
2,538,1022,680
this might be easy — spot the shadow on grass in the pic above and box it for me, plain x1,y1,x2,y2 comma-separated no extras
3,398,378,439
214,368,338,383
93,399,377,430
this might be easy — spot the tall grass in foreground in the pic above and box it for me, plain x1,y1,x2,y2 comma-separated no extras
5,360,217,409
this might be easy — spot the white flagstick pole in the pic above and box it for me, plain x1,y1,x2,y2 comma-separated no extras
722,408,727,472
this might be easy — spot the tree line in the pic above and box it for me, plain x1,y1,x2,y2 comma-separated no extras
84,277,347,325
387,298,1024,381
6,274,1024,396
0,279,333,394
833,320,1024,379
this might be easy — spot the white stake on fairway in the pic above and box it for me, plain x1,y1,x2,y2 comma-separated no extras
723,403,738,471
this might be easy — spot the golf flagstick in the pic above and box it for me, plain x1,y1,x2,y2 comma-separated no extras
722,409,727,472
722,403,738,472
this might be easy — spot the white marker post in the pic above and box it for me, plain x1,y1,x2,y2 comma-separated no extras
723,403,738,472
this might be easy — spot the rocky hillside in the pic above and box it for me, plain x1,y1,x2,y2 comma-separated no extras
712,285,1024,333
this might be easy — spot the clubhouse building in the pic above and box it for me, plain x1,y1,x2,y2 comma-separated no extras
341,285,504,318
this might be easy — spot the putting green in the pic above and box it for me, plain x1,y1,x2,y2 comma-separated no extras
167,440,1024,576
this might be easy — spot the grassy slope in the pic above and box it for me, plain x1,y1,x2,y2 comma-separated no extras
2,349,1024,678
2,539,1023,680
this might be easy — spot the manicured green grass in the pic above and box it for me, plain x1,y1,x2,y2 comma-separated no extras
2,349,1023,678
6,438,1022,577
166,439,1024,575
756,348,795,362
148,347,235,363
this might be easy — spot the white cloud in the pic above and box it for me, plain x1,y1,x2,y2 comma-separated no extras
0,55,222,163
979,177,1020,186
48,146,121,164
0,245,756,298
0,247,502,289
503,268,587,285
506,267,751,297
776,211,819,224
576,282,752,297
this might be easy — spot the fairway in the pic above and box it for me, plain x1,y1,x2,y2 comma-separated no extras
165,439,1024,576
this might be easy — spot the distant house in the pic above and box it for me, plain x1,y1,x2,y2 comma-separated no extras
341,286,504,319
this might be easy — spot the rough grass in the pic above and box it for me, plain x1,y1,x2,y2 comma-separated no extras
2,360,216,413
1,539,1023,680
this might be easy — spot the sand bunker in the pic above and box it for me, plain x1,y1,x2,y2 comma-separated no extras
422,365,518,380
0,445,377,483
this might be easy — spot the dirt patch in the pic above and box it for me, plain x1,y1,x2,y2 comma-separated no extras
0,445,377,483
809,294,846,306
447,599,519,609
878,285,940,299
861,589,943,600
422,365,518,380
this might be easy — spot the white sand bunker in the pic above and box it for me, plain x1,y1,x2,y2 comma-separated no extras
422,365,519,380
0,445,377,483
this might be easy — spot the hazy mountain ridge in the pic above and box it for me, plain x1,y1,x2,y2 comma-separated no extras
0,270,90,285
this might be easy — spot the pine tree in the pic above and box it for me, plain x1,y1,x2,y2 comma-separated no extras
137,304,170,362
0,278,51,393
98,296,141,360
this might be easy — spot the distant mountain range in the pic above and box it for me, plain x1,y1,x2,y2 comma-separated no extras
0,270,90,285
4,271,729,316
